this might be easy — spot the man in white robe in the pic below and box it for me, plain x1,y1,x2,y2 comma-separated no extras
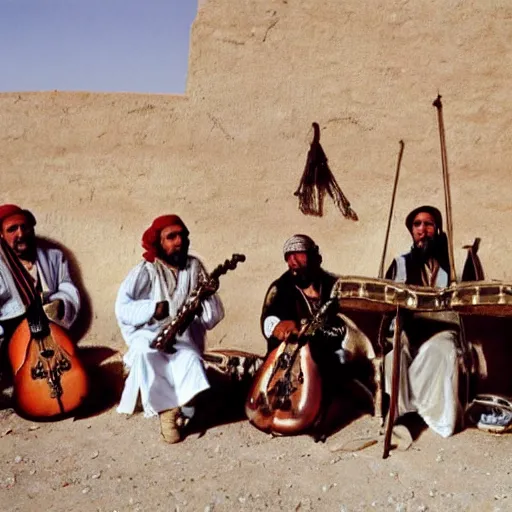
0,204,80,360
384,205,462,438
115,214,224,443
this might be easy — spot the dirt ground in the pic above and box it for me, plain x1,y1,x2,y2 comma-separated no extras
1,340,511,512
2,0,512,509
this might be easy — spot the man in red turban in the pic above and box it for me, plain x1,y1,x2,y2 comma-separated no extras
115,214,224,444
0,204,81,376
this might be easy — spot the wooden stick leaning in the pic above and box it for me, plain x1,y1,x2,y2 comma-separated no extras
382,305,402,459
433,95,457,285
375,140,405,426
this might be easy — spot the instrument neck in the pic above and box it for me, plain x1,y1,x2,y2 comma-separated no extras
0,238,49,335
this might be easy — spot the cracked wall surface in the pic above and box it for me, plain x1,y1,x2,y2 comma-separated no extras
1,0,512,352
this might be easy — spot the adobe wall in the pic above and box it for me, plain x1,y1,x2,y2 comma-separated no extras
1,0,512,354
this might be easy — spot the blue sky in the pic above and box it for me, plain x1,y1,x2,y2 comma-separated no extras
0,0,198,93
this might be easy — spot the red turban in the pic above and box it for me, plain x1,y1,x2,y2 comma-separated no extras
141,214,189,262
0,204,36,229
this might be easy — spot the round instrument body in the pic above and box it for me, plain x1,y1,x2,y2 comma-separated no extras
245,341,322,436
8,320,89,419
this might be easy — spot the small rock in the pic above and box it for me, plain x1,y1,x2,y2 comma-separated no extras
91,472,102,479
429,489,437,497
1,428,12,437
322,485,329,492
28,425,40,431
82,486,91,494
91,451,99,459
14,455,22,464
5,475,16,488
29,469,36,476
435,454,443,463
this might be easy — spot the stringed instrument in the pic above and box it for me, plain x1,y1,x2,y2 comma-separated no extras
150,254,246,353
1,239,88,418
245,298,336,436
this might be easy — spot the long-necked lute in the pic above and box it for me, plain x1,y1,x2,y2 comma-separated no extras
150,254,245,353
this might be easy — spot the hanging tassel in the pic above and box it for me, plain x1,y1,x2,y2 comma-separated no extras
294,123,358,220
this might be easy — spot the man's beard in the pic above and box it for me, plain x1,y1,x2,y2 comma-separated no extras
414,238,434,257
412,235,443,262
161,248,188,269
12,237,36,261
291,267,316,289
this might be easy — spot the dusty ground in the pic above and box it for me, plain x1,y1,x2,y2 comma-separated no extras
2,0,512,510
1,341,511,512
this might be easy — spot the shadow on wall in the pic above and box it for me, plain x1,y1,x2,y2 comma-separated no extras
38,236,92,343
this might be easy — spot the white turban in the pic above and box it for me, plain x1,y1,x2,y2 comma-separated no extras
283,234,318,257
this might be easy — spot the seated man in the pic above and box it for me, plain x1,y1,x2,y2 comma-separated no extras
0,204,81,366
385,205,464,438
115,214,224,444
260,234,374,433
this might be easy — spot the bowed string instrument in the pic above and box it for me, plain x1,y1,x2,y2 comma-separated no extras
0,238,88,418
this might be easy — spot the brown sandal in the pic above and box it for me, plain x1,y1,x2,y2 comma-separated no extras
159,408,182,444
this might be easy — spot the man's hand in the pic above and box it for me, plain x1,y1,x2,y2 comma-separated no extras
43,299,64,322
201,278,219,297
272,320,299,341
154,301,169,321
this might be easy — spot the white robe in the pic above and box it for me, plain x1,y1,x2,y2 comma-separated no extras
0,244,81,348
386,254,461,438
385,328,460,438
115,256,224,417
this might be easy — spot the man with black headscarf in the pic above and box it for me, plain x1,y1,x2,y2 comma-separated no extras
385,205,462,438
386,205,450,287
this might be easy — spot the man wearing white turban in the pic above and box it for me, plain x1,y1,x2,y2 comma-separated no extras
260,234,375,438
